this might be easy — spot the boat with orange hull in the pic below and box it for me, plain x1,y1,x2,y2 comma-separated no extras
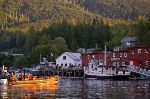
9,76,59,85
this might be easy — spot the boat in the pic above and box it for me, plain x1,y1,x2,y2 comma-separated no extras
84,59,115,79
84,45,131,80
112,69,131,80
0,79,8,85
9,76,59,85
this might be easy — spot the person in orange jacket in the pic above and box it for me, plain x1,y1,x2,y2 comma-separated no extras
26,73,33,80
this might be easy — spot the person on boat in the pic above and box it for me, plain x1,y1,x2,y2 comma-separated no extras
8,72,18,85
18,72,24,81
8,73,13,84
26,73,33,80
12,72,18,82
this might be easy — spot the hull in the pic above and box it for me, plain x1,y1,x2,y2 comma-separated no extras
113,75,130,80
11,80,58,85
84,73,113,79
9,76,59,85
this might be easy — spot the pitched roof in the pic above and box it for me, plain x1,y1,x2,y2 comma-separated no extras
65,52,81,60
121,36,137,42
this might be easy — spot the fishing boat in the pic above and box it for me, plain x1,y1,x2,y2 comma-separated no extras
84,45,131,80
112,69,131,80
84,59,115,79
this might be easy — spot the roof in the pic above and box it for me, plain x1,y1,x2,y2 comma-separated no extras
65,52,81,60
127,45,150,49
121,36,137,42
86,48,95,53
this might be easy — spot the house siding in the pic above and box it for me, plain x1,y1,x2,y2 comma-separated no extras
56,52,81,68
82,46,150,69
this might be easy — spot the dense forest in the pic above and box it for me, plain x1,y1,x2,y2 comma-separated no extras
0,0,150,68
74,0,150,19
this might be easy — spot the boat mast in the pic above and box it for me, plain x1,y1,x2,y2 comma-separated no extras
102,44,107,74
104,44,107,66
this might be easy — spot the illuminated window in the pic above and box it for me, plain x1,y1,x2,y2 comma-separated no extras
145,49,149,53
138,49,142,54
120,53,122,57
145,61,149,66
132,49,134,54
124,53,127,57
113,53,116,57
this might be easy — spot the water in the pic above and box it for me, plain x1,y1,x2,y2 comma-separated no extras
0,79,150,99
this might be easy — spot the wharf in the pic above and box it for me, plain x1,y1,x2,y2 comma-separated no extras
30,68,84,78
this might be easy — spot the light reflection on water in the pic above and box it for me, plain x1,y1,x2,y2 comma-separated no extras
1,79,150,99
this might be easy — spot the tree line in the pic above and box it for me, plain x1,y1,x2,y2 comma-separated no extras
0,17,150,68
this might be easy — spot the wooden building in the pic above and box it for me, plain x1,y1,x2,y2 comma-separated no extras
81,46,150,69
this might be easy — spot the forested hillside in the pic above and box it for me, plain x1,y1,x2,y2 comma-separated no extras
0,0,97,30
72,0,150,19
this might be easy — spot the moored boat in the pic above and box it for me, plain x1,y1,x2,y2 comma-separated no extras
0,79,8,85
84,59,131,80
84,59,115,79
9,76,59,85
84,45,131,80
112,70,131,80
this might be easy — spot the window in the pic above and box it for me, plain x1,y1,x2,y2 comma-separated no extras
95,68,97,71
61,64,63,66
145,49,149,53
122,62,125,66
126,42,130,45
113,62,116,66
132,49,134,54
138,49,142,54
145,61,149,66
69,63,72,66
65,64,67,66
113,53,116,57
124,53,127,57
63,56,66,60
120,53,122,57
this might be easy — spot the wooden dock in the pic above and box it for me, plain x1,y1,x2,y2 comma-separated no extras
30,68,84,78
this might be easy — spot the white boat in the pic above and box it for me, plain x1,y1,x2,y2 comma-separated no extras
112,68,131,80
84,59,115,79
0,79,8,85
84,45,131,80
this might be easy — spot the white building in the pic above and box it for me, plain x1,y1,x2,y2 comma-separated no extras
56,52,81,69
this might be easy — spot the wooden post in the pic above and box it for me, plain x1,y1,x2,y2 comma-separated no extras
23,69,25,80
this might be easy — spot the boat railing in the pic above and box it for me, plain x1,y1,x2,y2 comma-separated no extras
127,66,150,77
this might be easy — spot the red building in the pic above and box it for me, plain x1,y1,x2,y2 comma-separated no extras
127,46,150,68
81,52,112,67
110,50,128,67
81,46,150,69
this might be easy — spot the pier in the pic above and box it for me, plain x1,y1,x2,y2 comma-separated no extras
30,67,84,78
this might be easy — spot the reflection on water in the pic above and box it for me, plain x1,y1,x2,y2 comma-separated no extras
0,83,58,99
1,79,150,99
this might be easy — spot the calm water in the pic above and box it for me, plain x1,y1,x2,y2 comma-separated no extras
0,78,150,99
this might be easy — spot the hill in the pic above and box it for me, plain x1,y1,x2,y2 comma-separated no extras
73,0,150,19
0,0,98,30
